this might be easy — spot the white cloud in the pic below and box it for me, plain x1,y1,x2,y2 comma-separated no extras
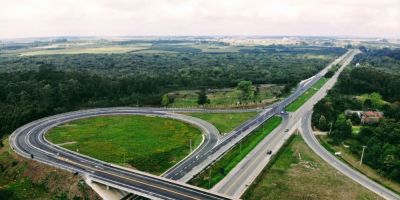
0,0,399,39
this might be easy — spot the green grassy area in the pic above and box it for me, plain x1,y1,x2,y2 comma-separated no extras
242,135,383,200
184,112,259,134
189,116,282,189
318,135,400,194
352,126,362,135
356,93,389,108
169,84,283,108
46,115,203,175
286,78,328,112
0,138,98,200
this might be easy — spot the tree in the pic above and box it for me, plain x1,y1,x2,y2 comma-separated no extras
197,89,209,106
369,92,383,108
363,99,372,110
161,94,170,107
254,85,260,97
330,114,352,142
318,115,328,131
237,81,254,101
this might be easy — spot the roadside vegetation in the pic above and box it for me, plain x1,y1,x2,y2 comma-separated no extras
189,116,282,189
318,135,400,193
312,47,400,192
242,135,383,200
183,112,259,134
0,138,99,200
286,77,328,112
46,115,202,175
166,83,283,109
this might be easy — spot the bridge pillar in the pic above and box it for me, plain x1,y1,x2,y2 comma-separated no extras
84,177,127,200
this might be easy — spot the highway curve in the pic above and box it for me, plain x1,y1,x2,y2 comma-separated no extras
301,112,400,200
9,107,230,200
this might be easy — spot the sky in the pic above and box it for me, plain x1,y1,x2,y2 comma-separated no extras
0,0,399,39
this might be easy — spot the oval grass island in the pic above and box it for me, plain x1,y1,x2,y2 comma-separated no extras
45,115,203,175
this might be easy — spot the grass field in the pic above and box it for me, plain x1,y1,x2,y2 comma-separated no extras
183,112,259,134
46,115,203,175
189,116,282,189
318,135,400,194
286,78,328,112
169,84,283,108
352,126,362,135
242,135,383,200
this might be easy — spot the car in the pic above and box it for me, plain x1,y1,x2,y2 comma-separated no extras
266,150,272,155
280,110,289,115
335,152,342,156
285,129,289,132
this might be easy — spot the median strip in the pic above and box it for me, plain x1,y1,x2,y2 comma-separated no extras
286,78,328,112
188,116,282,189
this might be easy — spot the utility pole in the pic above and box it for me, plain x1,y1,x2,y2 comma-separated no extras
329,122,333,135
360,146,367,165
190,138,192,153
209,168,212,189
136,99,139,108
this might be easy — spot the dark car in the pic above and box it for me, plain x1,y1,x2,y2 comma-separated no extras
267,150,272,155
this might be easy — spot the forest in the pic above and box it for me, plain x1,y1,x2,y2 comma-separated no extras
312,47,400,183
0,44,345,142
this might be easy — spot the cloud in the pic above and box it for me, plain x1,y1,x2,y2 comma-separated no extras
0,0,399,39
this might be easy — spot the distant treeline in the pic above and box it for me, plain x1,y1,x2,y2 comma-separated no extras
0,47,344,88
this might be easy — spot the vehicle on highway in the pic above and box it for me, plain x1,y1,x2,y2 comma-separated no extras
266,150,272,155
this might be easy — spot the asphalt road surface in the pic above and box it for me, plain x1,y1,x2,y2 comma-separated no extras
212,49,358,198
10,108,231,200
300,112,400,200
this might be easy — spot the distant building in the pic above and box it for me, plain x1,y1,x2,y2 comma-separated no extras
345,110,362,118
345,110,383,124
361,111,383,124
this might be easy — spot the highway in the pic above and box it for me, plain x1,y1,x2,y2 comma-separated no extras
214,48,400,200
9,49,369,200
300,112,400,200
10,108,231,200
167,50,356,183
212,49,359,198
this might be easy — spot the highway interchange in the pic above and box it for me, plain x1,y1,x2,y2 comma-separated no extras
9,49,400,200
